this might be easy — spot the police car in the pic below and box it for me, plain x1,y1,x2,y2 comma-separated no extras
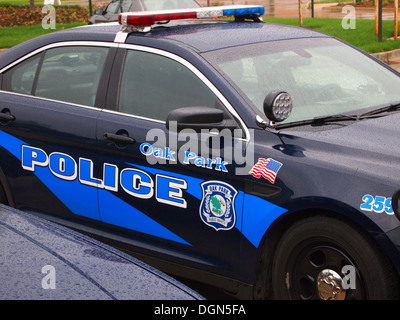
1,5,400,300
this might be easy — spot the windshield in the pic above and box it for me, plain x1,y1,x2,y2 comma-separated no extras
205,38,400,124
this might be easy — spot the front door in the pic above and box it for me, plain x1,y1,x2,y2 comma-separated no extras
95,46,247,277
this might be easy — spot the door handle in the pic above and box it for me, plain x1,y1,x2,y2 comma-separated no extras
0,111,15,122
103,132,135,145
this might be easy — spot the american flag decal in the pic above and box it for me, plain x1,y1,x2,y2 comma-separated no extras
249,158,283,184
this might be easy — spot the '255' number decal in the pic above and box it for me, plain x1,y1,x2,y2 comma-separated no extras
360,194,393,215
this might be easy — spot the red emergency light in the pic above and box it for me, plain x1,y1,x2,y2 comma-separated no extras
118,5,265,27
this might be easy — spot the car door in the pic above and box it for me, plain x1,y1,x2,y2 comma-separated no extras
95,46,248,277
0,43,114,227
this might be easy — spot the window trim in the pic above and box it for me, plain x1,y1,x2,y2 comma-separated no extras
0,41,120,74
0,90,102,112
0,41,250,141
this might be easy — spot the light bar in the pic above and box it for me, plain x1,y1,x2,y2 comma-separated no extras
118,5,265,27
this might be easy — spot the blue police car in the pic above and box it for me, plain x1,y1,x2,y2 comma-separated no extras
1,5,400,300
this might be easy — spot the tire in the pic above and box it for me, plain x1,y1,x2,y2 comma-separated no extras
271,215,400,300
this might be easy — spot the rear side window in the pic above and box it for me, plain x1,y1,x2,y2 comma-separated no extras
3,46,109,107
119,50,219,121
36,46,109,106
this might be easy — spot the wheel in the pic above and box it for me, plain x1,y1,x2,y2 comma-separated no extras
271,215,400,300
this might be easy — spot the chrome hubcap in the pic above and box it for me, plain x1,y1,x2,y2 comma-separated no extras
317,269,346,300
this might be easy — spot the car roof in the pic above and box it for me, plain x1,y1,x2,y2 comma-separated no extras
0,19,331,68
0,204,204,300
135,20,331,53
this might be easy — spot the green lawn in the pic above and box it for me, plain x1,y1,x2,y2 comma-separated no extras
1,14,400,53
264,17,400,53
0,23,86,48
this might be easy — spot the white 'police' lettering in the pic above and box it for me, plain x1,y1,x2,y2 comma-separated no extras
21,145,187,209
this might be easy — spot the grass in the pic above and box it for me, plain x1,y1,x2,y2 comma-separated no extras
0,6,400,53
0,23,86,48
264,17,400,53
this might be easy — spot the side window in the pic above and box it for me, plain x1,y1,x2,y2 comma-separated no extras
35,46,109,106
3,46,109,107
119,50,219,121
3,55,41,95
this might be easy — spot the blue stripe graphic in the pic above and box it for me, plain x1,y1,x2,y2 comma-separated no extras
130,163,286,248
242,194,287,247
98,188,191,245
0,131,190,245
0,130,288,248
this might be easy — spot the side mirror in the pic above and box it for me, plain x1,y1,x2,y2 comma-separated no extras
94,8,105,15
166,107,238,132
263,90,292,127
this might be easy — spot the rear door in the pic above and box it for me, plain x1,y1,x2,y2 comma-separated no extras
0,43,115,226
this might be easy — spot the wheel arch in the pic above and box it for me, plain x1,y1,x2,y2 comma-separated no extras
253,199,400,299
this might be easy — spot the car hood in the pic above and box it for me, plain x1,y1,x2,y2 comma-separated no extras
279,112,400,182
0,204,204,300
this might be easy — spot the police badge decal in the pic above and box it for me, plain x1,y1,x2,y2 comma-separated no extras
199,181,238,231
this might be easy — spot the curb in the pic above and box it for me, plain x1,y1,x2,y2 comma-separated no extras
322,5,398,14
373,48,400,64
